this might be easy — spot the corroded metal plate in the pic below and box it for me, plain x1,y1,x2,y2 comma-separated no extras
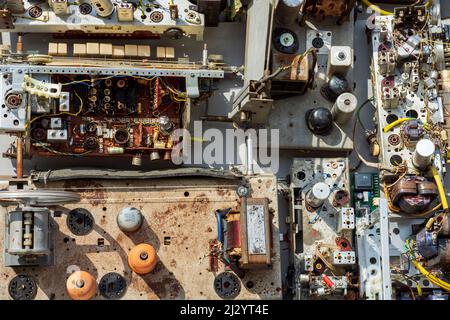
0,176,281,300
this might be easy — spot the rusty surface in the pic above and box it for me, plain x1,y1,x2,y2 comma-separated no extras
0,176,281,300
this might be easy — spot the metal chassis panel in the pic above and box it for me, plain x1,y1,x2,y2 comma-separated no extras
0,0,205,40
0,64,224,98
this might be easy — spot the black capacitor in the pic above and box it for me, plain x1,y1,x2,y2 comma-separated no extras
305,107,333,135
321,75,350,102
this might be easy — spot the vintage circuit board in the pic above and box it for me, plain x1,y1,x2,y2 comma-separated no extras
28,75,184,161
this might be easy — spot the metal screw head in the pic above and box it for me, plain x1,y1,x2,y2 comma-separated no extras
140,251,148,260
76,280,85,288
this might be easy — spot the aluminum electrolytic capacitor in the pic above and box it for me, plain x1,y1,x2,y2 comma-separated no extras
331,92,358,124
413,139,435,170
306,182,330,208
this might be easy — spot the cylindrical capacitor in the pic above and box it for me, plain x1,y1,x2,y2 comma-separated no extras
8,211,24,254
90,0,114,17
150,151,160,161
412,139,435,170
306,182,330,208
275,0,302,26
117,207,143,233
131,154,142,166
106,146,124,154
331,92,358,124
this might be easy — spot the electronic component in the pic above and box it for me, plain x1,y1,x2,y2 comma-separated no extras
116,2,133,22
91,0,114,17
240,198,272,269
328,46,353,76
275,0,302,26
305,182,330,208
332,251,356,265
0,0,206,39
305,107,333,135
5,207,54,266
116,207,143,233
338,207,355,231
412,139,435,170
47,129,67,141
331,92,357,124
8,275,38,300
51,0,69,15
214,272,241,299
354,173,373,191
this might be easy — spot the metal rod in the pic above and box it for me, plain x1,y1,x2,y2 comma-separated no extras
16,136,23,179
200,116,234,122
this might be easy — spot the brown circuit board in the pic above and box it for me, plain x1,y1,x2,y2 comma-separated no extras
27,75,184,160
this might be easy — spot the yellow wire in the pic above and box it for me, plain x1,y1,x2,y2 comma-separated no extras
431,166,449,212
383,118,414,133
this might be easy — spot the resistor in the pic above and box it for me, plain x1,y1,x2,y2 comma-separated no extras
106,146,124,154
73,147,86,154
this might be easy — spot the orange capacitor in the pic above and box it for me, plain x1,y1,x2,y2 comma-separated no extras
128,243,158,275
66,271,97,300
